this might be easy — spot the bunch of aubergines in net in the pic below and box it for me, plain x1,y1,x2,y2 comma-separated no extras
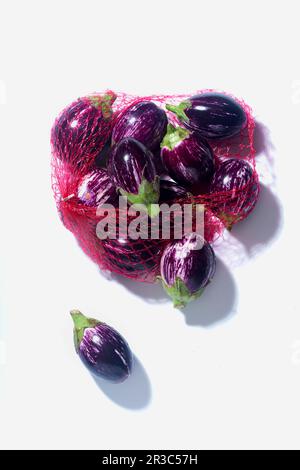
60,92,257,308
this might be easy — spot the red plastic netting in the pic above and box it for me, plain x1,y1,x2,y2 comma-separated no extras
51,90,259,282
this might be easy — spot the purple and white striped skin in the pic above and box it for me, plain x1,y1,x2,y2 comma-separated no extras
109,138,160,216
161,124,215,192
160,234,216,309
210,158,259,225
77,168,118,207
166,93,247,140
51,92,116,168
112,101,168,151
71,310,133,383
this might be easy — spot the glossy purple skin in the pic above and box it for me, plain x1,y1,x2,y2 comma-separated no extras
210,158,259,219
51,97,112,167
161,234,216,294
94,139,112,168
112,101,168,150
102,237,162,275
152,147,167,176
159,178,187,203
77,168,118,207
161,133,215,191
109,138,157,194
181,93,247,140
79,323,133,382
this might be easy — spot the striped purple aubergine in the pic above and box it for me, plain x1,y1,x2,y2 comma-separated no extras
77,168,118,207
51,92,116,169
160,234,216,308
71,310,133,383
112,101,168,150
166,93,247,140
109,138,160,217
209,158,259,226
161,124,215,192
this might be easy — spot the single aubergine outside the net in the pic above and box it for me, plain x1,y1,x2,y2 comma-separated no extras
51,91,116,169
71,310,133,383
166,92,247,140
112,100,168,151
160,234,216,308
160,124,215,192
109,137,160,217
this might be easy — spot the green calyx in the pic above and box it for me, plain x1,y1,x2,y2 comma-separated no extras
161,124,189,150
161,277,204,309
70,310,100,353
88,91,117,120
165,100,190,123
120,176,160,218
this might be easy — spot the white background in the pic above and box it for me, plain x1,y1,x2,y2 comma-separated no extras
0,0,299,450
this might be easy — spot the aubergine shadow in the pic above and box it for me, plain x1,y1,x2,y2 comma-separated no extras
113,260,237,327
231,184,283,257
253,120,276,188
182,258,237,327
114,274,169,304
92,356,152,410
254,121,275,162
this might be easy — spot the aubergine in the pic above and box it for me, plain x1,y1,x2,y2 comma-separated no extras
166,93,247,140
160,124,215,192
152,147,167,176
160,234,216,308
159,178,188,203
102,237,162,276
109,138,160,217
51,92,116,169
71,310,132,383
112,101,168,150
77,168,118,207
209,158,259,227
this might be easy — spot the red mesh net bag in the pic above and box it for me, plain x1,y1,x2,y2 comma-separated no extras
51,90,258,283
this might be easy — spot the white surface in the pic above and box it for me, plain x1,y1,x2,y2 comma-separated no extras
0,0,299,450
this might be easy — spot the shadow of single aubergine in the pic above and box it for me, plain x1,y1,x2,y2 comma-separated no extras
114,274,169,304
182,258,238,327
92,356,152,410
231,184,283,258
